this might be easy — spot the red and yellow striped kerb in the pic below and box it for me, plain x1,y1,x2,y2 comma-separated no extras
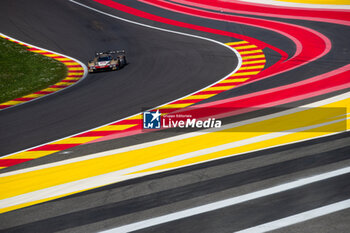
0,41,266,169
0,34,85,110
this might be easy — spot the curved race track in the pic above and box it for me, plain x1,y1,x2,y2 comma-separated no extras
0,0,236,155
0,0,349,233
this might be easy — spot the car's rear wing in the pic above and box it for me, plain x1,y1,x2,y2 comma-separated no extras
95,50,125,56
115,50,125,55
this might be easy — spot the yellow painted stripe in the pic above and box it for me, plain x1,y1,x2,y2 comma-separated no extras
67,72,84,76
6,151,58,159
64,62,81,66
231,71,260,76
159,103,194,109
182,94,216,100
23,93,46,98
52,137,101,144
239,50,263,55
93,124,137,131
53,82,73,86
68,67,84,71
56,58,72,61
204,85,236,91
0,100,25,105
0,99,347,201
220,78,249,83
41,87,62,92
30,50,49,53
234,45,257,50
128,114,143,120
242,60,266,65
242,54,265,60
45,54,61,57
240,65,265,70
226,41,249,46
130,122,344,175
0,99,347,207
0,167,6,170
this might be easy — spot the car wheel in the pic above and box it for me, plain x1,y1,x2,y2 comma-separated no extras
119,59,124,68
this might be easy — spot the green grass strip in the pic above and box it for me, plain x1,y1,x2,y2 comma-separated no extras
0,37,67,103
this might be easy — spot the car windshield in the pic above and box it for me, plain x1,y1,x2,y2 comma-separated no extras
98,56,111,62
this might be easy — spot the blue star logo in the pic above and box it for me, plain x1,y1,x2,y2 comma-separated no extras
143,110,161,129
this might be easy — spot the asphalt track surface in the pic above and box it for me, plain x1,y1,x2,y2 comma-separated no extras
1,132,349,233
0,0,349,232
0,0,236,155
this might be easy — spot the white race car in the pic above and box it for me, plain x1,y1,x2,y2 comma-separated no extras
88,50,127,73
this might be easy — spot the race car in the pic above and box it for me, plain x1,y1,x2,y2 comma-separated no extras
87,50,127,73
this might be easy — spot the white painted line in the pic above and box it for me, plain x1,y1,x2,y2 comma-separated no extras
0,116,347,211
237,0,350,9
234,199,350,233
0,32,88,111
0,0,241,159
100,166,350,233
1,91,348,177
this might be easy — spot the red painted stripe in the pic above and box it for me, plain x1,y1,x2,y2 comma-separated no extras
171,0,350,25
34,91,54,95
29,144,81,151
68,70,84,73
75,131,120,137
111,119,142,125
38,52,54,55
67,74,83,77
53,56,67,59
66,65,82,67
61,80,78,83
194,90,224,95
50,85,68,88
240,53,265,57
0,159,32,167
27,48,40,51
0,105,11,109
